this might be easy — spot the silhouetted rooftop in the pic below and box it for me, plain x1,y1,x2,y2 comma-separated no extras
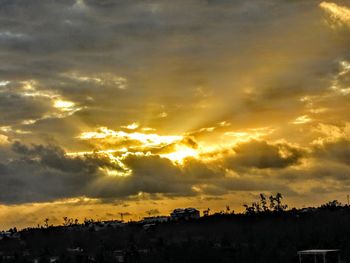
298,250,340,255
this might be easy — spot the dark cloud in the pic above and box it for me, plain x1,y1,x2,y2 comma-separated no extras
182,158,221,179
315,139,350,166
0,140,298,204
0,142,195,204
0,142,122,204
5,137,350,206
11,141,120,173
224,140,304,170
0,92,52,125
281,160,350,183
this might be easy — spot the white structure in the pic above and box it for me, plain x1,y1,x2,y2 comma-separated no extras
297,249,341,263
84,220,125,231
0,231,20,240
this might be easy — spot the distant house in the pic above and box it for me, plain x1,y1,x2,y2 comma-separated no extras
297,249,342,263
30,257,58,263
141,216,170,224
113,250,125,263
66,247,84,254
142,223,156,231
0,252,15,262
299,207,317,214
49,256,59,263
84,220,125,231
103,220,125,228
0,231,20,240
0,232,11,240
170,208,200,220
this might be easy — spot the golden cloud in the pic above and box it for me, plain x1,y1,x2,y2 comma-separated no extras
320,2,350,28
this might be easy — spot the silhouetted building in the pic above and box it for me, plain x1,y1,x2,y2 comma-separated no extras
141,216,170,224
113,250,125,263
297,249,341,263
142,223,156,231
0,231,20,240
170,208,200,220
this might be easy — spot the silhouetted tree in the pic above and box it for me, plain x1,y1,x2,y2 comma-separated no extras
321,200,342,210
203,208,211,216
269,195,276,211
274,193,287,212
252,202,261,213
84,218,95,226
244,193,288,215
44,218,49,228
260,194,269,212
243,204,256,215
63,217,74,226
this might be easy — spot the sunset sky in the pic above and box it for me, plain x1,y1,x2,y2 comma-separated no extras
1,0,350,229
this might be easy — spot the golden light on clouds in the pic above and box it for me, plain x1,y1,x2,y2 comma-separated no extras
160,144,199,164
293,115,312,125
223,127,275,144
51,99,82,118
67,149,133,177
100,167,132,177
74,124,278,166
312,122,350,145
77,126,198,164
320,1,350,27
53,99,76,111
122,122,140,130
78,127,183,148
63,72,128,89
0,134,8,144
21,80,56,98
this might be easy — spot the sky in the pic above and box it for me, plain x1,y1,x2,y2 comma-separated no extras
1,0,350,229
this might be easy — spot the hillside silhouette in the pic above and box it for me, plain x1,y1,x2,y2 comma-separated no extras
1,194,350,263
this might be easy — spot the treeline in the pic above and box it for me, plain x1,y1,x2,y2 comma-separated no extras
242,193,288,214
2,194,350,263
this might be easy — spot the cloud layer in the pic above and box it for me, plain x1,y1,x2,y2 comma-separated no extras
1,0,350,227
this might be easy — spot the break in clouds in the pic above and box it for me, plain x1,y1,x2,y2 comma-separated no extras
1,0,350,224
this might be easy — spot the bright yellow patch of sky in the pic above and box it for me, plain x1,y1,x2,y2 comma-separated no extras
70,124,274,172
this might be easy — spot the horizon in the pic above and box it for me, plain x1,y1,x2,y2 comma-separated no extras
1,0,350,231
0,193,348,231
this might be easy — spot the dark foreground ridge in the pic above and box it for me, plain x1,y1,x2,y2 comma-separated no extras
1,195,350,263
